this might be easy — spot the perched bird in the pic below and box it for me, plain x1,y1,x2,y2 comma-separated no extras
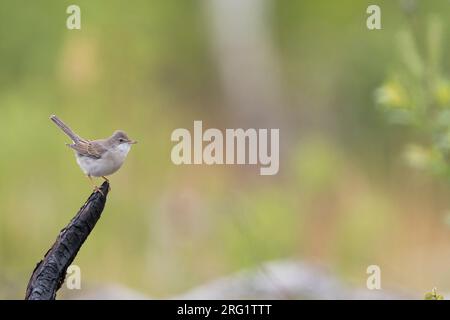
50,115,137,194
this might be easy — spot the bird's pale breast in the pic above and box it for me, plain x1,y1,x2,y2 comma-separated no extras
75,143,131,177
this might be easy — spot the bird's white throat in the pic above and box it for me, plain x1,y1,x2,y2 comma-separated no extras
116,142,132,158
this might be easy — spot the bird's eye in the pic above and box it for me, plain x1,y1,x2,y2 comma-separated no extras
119,138,124,143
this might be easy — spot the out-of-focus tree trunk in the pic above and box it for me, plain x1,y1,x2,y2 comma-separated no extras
205,0,286,130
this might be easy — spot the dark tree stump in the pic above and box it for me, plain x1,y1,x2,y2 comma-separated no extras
25,182,110,300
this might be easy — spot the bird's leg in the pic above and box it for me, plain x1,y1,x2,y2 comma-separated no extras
87,175,104,196
101,176,111,191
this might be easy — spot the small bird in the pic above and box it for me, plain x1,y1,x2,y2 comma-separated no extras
50,115,137,194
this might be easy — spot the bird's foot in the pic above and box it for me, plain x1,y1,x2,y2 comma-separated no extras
101,176,111,191
93,185,105,196
102,176,111,191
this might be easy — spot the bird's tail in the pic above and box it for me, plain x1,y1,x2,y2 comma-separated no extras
50,115,81,143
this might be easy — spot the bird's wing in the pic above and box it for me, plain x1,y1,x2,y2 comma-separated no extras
68,139,108,159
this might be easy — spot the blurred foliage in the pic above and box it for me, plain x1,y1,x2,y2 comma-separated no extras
376,10,450,297
376,16,450,178
424,287,444,300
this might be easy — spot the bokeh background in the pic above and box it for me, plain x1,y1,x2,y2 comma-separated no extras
2,0,450,299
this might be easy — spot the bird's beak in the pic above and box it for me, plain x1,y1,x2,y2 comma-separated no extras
129,140,138,144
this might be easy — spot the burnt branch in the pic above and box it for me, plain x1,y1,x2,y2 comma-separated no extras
25,182,110,300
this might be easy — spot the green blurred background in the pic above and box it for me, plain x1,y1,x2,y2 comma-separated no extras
2,0,450,299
